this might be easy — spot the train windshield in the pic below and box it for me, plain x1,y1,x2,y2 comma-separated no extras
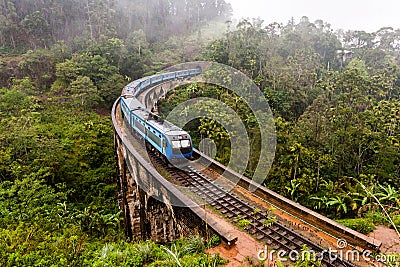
171,139,192,155
172,140,191,148
172,140,181,149
181,139,190,147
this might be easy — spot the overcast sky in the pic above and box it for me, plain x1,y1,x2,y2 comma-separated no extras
227,0,400,32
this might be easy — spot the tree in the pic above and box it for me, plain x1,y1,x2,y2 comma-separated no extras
21,11,50,48
56,59,83,84
0,0,19,49
67,76,101,108
0,88,33,115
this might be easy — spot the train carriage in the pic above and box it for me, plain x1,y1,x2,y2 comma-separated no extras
120,68,201,161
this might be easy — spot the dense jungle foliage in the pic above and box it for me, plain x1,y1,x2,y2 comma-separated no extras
0,0,231,265
160,18,400,230
0,0,399,265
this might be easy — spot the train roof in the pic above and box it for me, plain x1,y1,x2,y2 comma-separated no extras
122,97,188,137
124,77,145,95
123,68,201,96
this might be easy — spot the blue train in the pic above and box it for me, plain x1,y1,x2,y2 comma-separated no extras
120,68,201,161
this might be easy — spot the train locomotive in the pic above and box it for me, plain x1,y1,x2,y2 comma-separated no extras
120,68,201,161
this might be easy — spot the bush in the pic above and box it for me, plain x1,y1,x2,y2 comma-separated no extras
133,241,164,264
91,242,149,267
337,218,375,234
180,253,227,267
180,235,205,256
238,219,251,228
364,211,388,225
393,215,400,229
207,235,221,248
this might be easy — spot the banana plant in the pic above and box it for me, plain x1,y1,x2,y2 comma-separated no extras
358,181,400,238
346,182,374,211
326,195,349,216
310,195,328,211
376,184,399,204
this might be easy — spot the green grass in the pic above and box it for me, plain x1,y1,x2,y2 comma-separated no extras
337,218,375,234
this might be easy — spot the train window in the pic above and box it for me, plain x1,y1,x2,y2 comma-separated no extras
172,140,180,149
134,120,145,133
147,130,161,145
181,140,190,147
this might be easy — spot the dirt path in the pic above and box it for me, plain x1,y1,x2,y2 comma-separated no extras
368,225,400,254
205,208,265,266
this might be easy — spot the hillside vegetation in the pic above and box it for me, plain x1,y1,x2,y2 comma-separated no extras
161,17,400,230
0,0,231,265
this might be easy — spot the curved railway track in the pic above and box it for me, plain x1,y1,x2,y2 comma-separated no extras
146,148,355,267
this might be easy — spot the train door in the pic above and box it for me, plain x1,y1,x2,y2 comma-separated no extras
162,138,166,155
